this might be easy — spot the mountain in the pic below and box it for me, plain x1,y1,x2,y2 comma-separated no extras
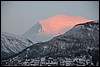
23,14,93,43
13,20,99,60
1,32,34,60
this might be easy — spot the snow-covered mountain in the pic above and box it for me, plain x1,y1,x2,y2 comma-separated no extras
23,14,93,43
1,32,34,59
13,20,99,59
1,20,99,66
22,22,55,43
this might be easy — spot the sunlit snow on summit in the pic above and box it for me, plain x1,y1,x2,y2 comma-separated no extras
39,14,93,35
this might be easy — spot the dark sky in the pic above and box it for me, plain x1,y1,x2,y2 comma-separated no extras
1,1,99,35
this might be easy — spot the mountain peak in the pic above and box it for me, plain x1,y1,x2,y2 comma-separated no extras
39,14,93,34
23,14,94,43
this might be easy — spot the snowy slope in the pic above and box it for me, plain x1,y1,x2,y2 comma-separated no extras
1,32,34,59
13,20,99,59
22,22,54,43
23,14,93,43
1,21,99,66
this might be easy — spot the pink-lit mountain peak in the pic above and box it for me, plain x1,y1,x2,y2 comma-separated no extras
39,14,93,34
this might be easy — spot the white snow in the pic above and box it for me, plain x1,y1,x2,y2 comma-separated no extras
22,22,72,43
1,32,33,54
